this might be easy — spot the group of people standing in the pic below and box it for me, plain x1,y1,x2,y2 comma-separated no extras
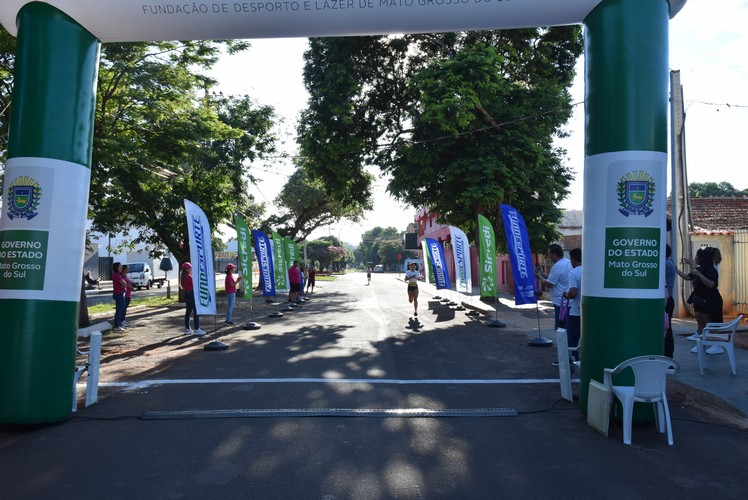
535,244,582,362
533,242,724,363
176,259,318,336
112,259,206,336
288,260,316,302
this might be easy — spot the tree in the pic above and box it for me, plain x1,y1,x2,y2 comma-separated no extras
306,236,345,270
299,29,583,252
328,245,348,270
88,41,277,264
688,181,747,198
0,33,277,264
377,239,412,268
297,37,379,212
266,167,371,241
0,28,17,183
356,226,402,266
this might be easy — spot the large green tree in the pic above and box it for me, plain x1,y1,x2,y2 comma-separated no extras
297,37,381,212
89,41,277,263
2,30,369,260
0,33,277,263
299,29,583,251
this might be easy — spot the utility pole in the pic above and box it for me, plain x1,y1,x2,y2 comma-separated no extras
670,70,692,318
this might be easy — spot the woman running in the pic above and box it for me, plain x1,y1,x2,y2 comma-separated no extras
405,262,420,317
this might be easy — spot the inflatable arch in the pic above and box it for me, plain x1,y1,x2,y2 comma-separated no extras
0,0,687,423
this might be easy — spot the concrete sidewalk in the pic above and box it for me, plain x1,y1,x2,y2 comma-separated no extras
408,276,748,420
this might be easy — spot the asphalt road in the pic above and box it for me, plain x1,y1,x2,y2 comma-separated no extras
3,272,748,499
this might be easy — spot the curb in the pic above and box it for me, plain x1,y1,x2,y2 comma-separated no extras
668,379,746,416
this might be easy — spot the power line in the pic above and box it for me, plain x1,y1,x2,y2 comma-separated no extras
686,100,748,109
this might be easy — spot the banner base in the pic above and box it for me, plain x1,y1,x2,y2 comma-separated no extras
204,341,229,351
528,336,553,347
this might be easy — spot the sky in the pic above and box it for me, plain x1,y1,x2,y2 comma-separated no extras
212,0,748,245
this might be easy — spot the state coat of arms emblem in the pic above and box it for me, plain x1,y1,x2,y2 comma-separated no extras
7,176,42,220
617,170,655,217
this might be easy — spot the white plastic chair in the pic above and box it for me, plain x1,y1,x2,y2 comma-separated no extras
696,315,744,375
603,355,680,446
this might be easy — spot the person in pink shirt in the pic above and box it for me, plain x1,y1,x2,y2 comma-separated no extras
179,262,205,336
224,263,242,325
111,262,127,331
121,264,134,327
288,260,301,303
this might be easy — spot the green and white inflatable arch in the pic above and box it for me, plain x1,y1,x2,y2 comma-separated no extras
0,0,686,423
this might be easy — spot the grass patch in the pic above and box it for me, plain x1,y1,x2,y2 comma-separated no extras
316,275,337,281
87,294,178,315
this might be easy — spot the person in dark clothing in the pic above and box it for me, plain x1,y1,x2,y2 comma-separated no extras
664,244,676,358
678,247,724,353
306,266,316,294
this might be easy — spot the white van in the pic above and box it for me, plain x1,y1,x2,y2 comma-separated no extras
126,262,153,289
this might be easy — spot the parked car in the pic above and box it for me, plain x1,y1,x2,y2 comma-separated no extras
373,265,384,273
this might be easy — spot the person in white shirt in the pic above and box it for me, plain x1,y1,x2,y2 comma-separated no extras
404,262,421,317
535,244,573,330
563,248,582,360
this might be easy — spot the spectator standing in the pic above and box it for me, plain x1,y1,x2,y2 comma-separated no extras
224,263,242,325
306,266,316,294
563,248,582,361
664,244,676,358
288,260,302,303
679,247,724,354
180,262,205,336
121,264,134,328
299,263,307,301
111,262,127,332
535,244,572,330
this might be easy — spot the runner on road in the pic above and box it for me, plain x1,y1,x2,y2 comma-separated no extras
405,262,420,317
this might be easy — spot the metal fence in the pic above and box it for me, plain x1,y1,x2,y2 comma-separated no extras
734,230,748,315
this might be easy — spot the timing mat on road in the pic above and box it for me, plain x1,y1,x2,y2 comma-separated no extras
141,407,519,419
94,377,577,392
